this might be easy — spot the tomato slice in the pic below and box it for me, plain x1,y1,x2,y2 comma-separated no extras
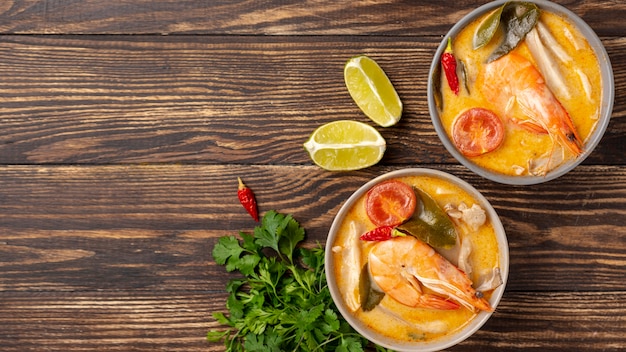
365,180,417,227
452,108,504,157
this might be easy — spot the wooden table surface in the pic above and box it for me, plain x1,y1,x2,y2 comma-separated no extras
1,0,625,351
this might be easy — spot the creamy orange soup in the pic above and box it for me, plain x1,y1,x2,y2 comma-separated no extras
439,10,602,176
331,175,500,343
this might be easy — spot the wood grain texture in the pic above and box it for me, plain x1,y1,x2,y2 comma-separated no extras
0,291,215,352
1,0,625,351
0,164,624,293
0,161,625,350
0,291,624,351
0,0,625,36
0,289,623,351
0,35,624,165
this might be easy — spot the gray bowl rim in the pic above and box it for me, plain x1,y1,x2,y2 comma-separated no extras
427,0,615,185
325,168,509,352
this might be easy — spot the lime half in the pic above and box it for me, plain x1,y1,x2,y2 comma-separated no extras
344,55,403,127
303,120,386,171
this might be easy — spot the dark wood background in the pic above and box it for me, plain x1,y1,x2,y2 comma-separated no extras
0,0,624,351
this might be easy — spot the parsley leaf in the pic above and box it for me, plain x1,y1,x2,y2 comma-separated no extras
212,235,244,272
209,210,391,351
244,329,282,352
277,213,305,262
253,210,285,254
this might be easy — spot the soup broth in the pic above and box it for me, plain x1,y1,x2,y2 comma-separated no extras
331,175,500,343
439,8,602,176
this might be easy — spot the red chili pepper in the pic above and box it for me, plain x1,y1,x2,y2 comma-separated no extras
360,226,395,241
441,37,459,95
237,177,259,221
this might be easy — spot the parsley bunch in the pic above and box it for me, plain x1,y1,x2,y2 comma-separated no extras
208,210,391,352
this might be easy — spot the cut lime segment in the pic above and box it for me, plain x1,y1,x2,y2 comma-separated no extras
344,55,403,127
303,120,386,171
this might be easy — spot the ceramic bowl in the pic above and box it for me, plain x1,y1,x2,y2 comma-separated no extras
325,168,509,351
427,0,614,185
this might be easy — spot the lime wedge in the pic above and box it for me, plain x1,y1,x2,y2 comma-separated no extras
344,55,403,127
303,120,386,171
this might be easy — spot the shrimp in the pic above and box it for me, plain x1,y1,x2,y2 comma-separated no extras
479,53,583,156
368,236,492,312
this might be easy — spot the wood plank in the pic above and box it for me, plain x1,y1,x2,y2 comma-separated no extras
0,291,623,351
0,291,216,352
0,35,624,165
0,0,625,36
0,164,624,292
457,291,626,351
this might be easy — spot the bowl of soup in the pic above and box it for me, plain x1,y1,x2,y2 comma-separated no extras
428,0,614,185
325,168,509,351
